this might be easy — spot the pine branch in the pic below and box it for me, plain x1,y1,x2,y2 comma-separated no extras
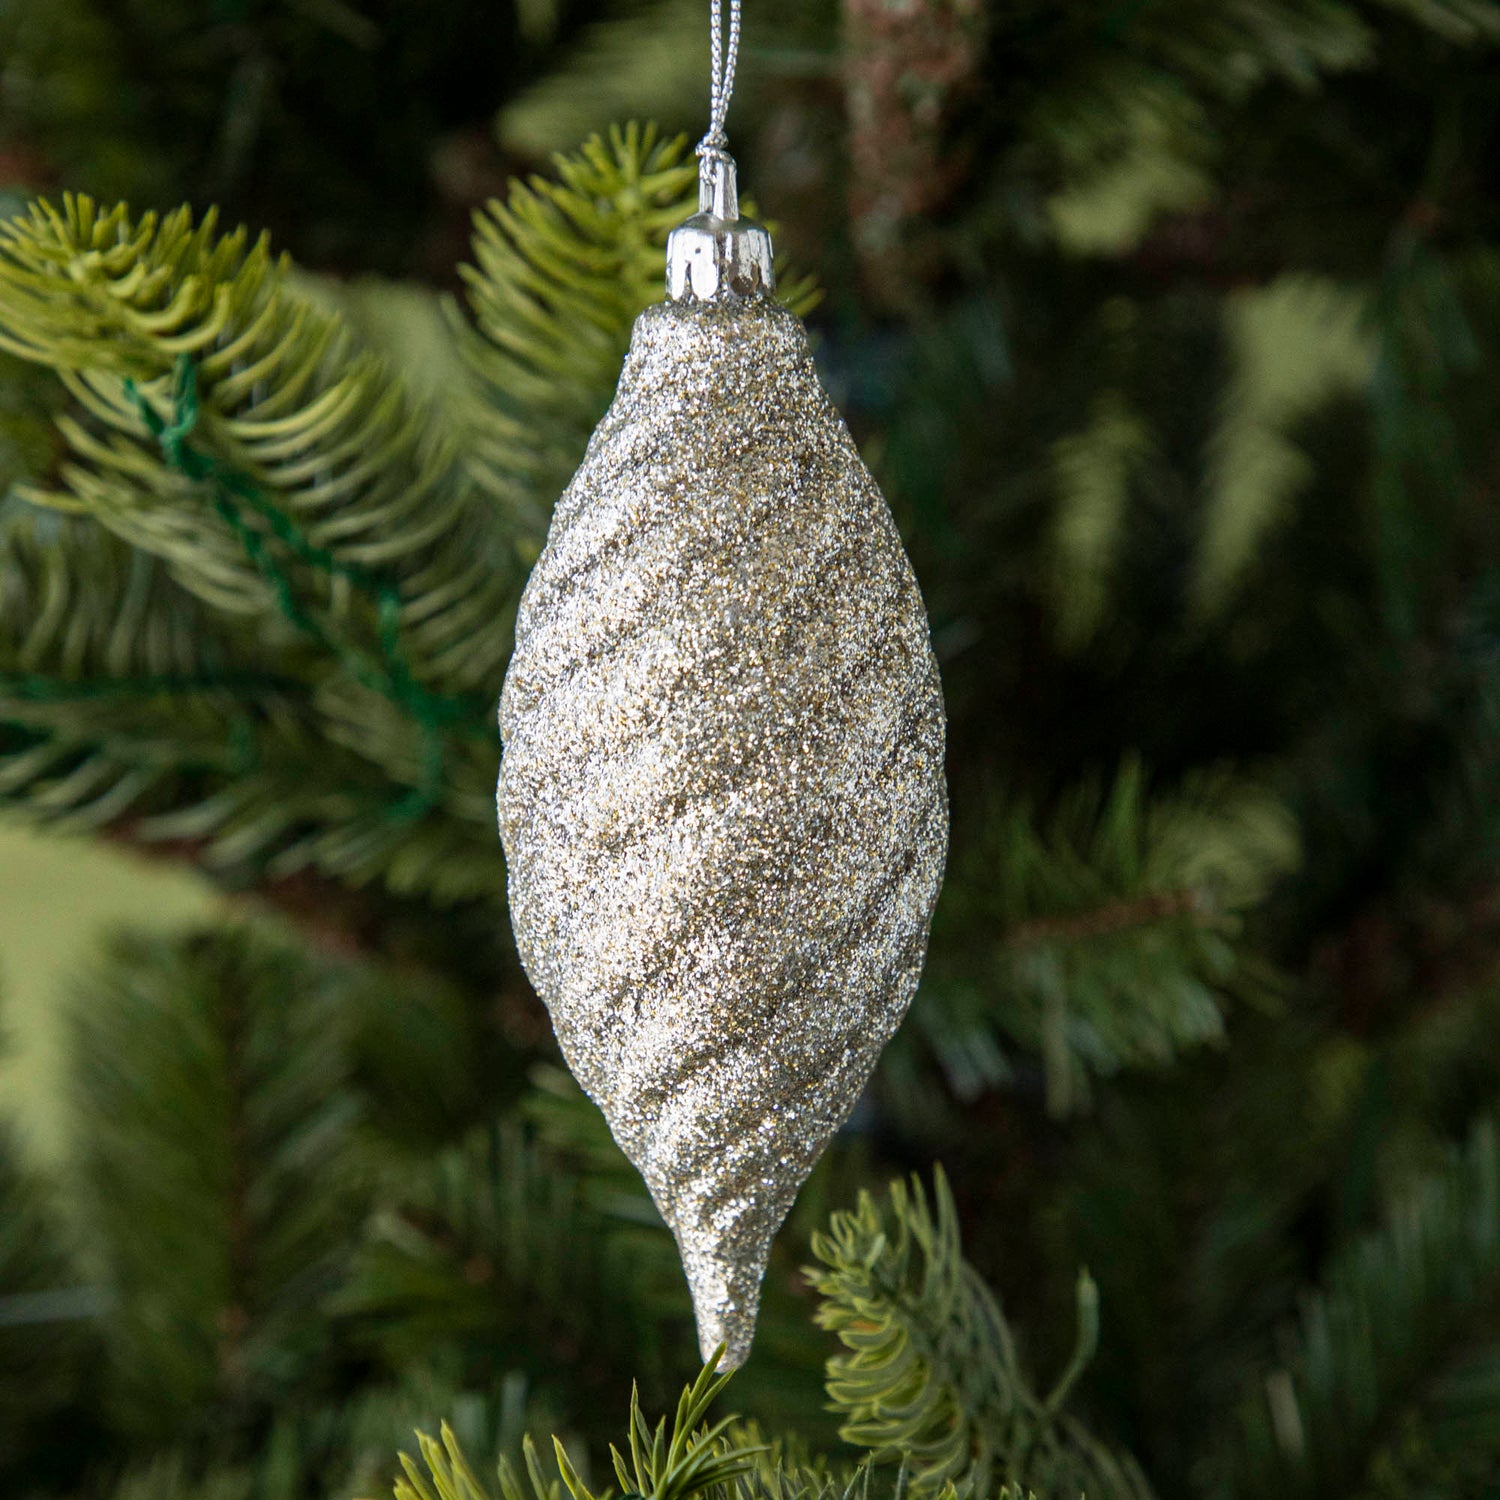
0,195,516,697
1372,0,1500,42
0,189,522,897
452,122,696,537
1046,278,1373,636
391,1359,758,1500
332,1116,687,1394
906,759,1298,1117
1014,0,1497,249
1047,391,1154,648
1014,1,1379,258
0,509,504,897
1215,1116,1500,1498
806,1169,1153,1500
0,507,304,819
1194,275,1374,612
383,1360,1040,1500
65,926,371,1441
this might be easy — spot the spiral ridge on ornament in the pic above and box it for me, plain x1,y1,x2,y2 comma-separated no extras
498,297,948,1368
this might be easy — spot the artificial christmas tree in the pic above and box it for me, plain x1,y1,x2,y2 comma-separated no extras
5,3,1500,1499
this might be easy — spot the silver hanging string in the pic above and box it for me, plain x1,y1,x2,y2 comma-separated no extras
669,0,772,296
698,0,741,159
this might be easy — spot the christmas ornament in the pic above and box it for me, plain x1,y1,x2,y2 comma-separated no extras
497,0,948,1369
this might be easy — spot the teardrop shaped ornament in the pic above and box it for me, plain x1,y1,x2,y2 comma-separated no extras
497,155,948,1368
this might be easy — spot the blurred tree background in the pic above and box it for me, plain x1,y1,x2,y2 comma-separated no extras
6,1,1500,1497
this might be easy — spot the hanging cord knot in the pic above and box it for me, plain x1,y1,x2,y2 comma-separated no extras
696,0,741,160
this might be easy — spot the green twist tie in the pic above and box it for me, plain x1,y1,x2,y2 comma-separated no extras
124,355,489,820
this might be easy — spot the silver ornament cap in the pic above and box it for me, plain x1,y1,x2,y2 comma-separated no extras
498,152,947,1370
666,153,774,303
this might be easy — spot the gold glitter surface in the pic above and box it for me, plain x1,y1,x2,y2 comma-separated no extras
497,297,948,1368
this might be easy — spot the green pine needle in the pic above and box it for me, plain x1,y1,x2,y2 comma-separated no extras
806,1168,1153,1500
909,759,1298,1117
1219,1117,1500,1498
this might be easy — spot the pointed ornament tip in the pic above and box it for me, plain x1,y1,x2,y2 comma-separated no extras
675,1213,773,1370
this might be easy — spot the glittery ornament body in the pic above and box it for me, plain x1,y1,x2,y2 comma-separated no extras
498,297,947,1368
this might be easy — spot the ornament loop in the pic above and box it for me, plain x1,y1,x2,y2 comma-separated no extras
699,0,741,157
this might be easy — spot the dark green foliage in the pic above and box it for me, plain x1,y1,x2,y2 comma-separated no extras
333,1118,685,1392
0,510,378,871
0,0,636,273
1217,1119,1500,1499
0,347,65,497
7,3,1500,1500
107,1458,255,1500
0,1124,97,1491
392,1358,758,1500
67,927,369,1439
388,1358,1046,1500
905,760,1296,1118
40,918,736,1493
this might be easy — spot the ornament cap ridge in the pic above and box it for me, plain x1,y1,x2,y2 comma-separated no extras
666,152,775,303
